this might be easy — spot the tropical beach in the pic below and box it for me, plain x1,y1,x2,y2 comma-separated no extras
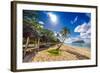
23,10,91,62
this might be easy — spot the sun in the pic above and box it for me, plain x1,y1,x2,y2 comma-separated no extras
48,12,57,24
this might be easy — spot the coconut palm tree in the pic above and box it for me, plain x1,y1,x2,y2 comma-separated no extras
23,19,45,55
23,10,41,57
56,27,70,51
23,23,39,57
35,24,44,49
40,28,55,44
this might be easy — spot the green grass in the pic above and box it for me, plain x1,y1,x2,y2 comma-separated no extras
47,49,61,56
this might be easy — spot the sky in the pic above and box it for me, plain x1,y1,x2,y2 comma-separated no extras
24,10,91,44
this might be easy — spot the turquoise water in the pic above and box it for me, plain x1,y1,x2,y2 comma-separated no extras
65,43,91,49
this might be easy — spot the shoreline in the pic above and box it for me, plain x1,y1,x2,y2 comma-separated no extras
24,43,91,62
59,44,91,59
32,44,90,62
63,44,91,51
64,43,90,50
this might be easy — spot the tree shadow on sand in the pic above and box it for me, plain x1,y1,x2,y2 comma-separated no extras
65,50,90,60
23,44,55,62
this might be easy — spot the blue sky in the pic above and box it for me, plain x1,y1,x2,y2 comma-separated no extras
24,10,91,43
36,11,90,38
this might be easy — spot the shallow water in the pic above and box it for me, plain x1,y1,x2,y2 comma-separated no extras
64,43,91,49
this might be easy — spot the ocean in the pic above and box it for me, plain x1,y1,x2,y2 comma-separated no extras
64,43,91,49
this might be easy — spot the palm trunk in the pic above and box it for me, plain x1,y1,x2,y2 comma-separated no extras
34,39,37,48
37,38,40,51
23,37,30,57
34,39,37,54
56,38,66,51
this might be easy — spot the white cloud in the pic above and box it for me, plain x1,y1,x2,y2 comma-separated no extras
53,31,57,36
74,25,81,32
64,38,73,43
64,37,81,43
38,21,44,24
64,22,91,44
71,16,78,24
74,22,91,43
74,22,90,33
83,38,91,44
53,32,63,42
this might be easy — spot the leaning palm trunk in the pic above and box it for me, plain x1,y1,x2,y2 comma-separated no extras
56,38,66,51
23,37,30,57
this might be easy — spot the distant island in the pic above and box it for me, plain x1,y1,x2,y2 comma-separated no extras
72,40,84,43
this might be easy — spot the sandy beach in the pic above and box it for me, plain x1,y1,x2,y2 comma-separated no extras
23,44,91,62
31,44,91,62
